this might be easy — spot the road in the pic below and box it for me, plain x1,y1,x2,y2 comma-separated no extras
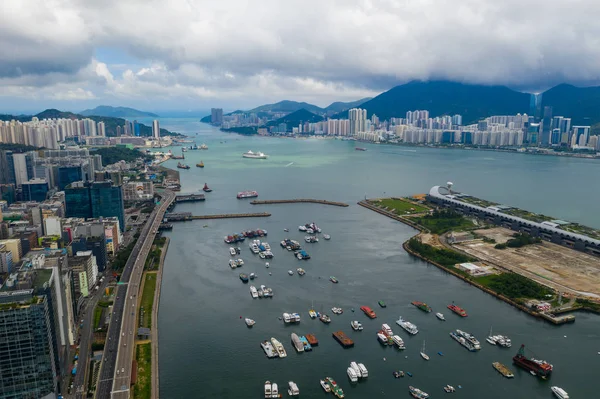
71,277,111,399
95,190,175,399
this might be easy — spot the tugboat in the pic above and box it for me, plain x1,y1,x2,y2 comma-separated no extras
202,183,212,192
177,162,190,169
378,300,387,308
196,160,204,168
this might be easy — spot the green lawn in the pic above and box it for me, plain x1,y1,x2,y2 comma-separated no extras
475,273,552,300
375,198,429,215
93,306,103,329
140,274,157,328
414,210,476,234
133,343,152,399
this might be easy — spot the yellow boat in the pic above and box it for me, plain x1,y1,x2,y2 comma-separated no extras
196,161,204,168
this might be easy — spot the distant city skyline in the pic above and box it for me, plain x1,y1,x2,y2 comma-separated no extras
2,1,600,112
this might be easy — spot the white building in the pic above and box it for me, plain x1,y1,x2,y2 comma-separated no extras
44,216,62,236
348,108,367,135
153,120,160,140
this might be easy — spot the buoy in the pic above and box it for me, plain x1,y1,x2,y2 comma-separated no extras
239,316,242,319
383,357,386,361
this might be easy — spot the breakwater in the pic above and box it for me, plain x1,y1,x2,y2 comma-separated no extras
358,200,576,324
166,212,271,222
250,199,349,207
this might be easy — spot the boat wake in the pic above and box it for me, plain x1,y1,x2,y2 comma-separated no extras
285,162,294,167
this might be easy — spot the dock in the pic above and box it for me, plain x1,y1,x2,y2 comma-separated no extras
250,199,349,207
165,212,271,222
175,193,205,202
332,331,354,348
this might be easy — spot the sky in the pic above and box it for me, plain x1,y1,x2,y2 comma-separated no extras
2,0,600,114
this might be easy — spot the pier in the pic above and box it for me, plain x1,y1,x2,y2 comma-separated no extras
166,212,271,222
175,193,205,202
250,199,349,207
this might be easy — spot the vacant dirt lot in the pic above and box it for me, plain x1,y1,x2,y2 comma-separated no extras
454,227,600,297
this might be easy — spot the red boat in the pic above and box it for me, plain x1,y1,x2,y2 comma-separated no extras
447,303,468,317
360,306,377,319
513,344,553,378
203,183,212,192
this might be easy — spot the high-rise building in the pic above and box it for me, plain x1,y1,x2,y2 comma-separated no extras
540,106,552,146
58,165,84,190
12,153,29,187
133,120,140,137
211,108,224,125
348,108,367,135
65,181,125,232
97,121,106,137
571,126,590,148
0,151,15,185
21,178,49,202
152,120,160,140
65,181,93,219
0,290,57,398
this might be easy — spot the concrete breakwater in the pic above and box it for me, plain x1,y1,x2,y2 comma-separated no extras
166,212,271,221
251,199,349,207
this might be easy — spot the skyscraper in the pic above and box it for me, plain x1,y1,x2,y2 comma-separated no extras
65,181,125,232
152,120,160,140
540,106,552,146
211,108,224,125
22,178,49,202
12,153,29,187
348,108,367,135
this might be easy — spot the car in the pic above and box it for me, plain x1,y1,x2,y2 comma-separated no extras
122,332,125,336
124,343,127,347
121,367,125,373
116,370,120,375
129,331,132,335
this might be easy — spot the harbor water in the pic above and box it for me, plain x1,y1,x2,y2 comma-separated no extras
156,120,600,398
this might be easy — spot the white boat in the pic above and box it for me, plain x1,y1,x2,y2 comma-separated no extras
291,333,304,353
271,338,287,358
323,234,331,240
263,242,271,250
288,381,299,396
350,361,362,377
283,313,292,323
264,381,272,398
229,247,236,256
486,327,497,345
236,258,244,266
377,332,388,344
551,386,569,399
292,313,301,322
261,341,277,358
320,379,331,392
358,363,368,378
297,268,305,276
396,316,419,335
243,150,268,159
298,225,307,232
288,270,294,275
347,367,358,382
420,340,430,360
249,272,256,280
245,318,255,327
271,382,278,398
250,243,260,254
250,285,258,299
332,307,343,315
382,323,393,336
436,312,445,321
351,320,363,331
228,259,237,269
392,335,406,349
306,228,314,234
457,329,481,350
494,335,512,347
265,262,269,268
444,385,456,393
200,143,208,150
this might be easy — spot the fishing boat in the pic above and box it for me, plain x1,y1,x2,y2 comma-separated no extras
378,300,387,308
409,385,429,399
245,318,255,327
420,340,430,360
436,312,446,321
202,183,212,192
329,276,338,284
239,273,249,283
196,161,204,168
351,320,363,331
176,162,190,169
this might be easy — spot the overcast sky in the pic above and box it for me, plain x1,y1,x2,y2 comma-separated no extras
2,0,599,114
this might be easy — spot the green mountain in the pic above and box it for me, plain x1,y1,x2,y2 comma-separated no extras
0,109,178,137
540,84,600,125
266,108,324,128
324,97,372,113
334,81,530,124
249,100,324,114
80,105,158,118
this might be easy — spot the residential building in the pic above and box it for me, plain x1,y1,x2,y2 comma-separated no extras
0,239,22,262
211,108,224,125
348,108,367,135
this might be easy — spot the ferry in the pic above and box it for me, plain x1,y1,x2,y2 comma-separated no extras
358,363,368,377
448,303,468,317
392,335,406,349
176,162,190,169
347,367,358,382
245,318,255,327
492,362,515,378
237,190,258,199
436,312,446,321
261,341,277,358
243,150,268,159
299,335,312,351
412,301,432,312
449,331,478,352
457,329,481,350
409,386,429,399
196,161,204,168
320,379,331,393
351,320,363,331
287,381,299,396
202,183,212,192
551,386,569,399
291,333,304,353
396,316,418,335
360,306,377,319
381,323,394,336
270,338,287,358
250,285,258,299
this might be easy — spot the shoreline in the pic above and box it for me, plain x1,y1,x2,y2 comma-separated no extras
357,199,598,322
151,236,169,399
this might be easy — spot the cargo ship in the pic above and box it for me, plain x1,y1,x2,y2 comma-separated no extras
332,331,354,348
411,301,432,313
448,303,468,317
360,306,377,319
492,362,515,378
512,344,553,378
305,334,318,346
237,190,258,199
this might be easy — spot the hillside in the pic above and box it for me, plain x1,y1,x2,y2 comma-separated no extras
80,105,158,118
334,81,531,123
325,97,372,113
0,109,179,137
266,108,324,128
248,100,324,114
541,84,600,125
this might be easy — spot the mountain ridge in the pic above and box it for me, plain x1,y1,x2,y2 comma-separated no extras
80,105,158,118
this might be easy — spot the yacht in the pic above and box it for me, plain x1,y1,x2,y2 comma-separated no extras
420,341,430,360
457,329,481,350
288,381,299,396
350,362,362,378
298,225,307,232
250,285,258,299
323,234,331,240
297,268,306,276
381,323,394,336
357,363,368,378
243,150,268,159
351,320,363,331
347,367,358,382
261,341,277,358
392,335,406,349
271,383,279,398
309,309,317,319
270,338,287,358
436,312,445,321
264,381,272,398
229,247,236,256
444,385,456,393
409,386,430,399
486,327,497,345
396,316,419,335
320,379,331,392
245,318,255,327
551,386,569,399
288,270,294,275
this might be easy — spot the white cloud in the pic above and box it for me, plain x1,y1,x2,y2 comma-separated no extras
1,0,600,109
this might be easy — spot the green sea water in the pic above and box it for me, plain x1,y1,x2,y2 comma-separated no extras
154,119,599,398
